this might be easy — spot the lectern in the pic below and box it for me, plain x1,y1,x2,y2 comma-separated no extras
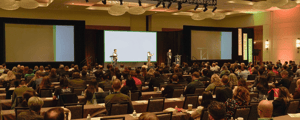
110,55,117,66
174,55,182,65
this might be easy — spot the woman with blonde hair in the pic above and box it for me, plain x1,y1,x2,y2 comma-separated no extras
4,71,16,81
205,74,223,92
228,73,238,87
225,86,250,117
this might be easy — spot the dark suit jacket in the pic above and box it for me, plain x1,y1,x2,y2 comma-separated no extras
215,87,233,102
184,80,204,95
68,79,86,89
148,77,162,91
275,78,290,88
272,98,287,117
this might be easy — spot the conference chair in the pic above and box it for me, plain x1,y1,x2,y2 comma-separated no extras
183,94,198,109
73,88,85,96
172,88,184,98
285,99,300,114
49,77,59,82
289,80,297,94
5,90,14,99
130,90,141,101
94,91,110,103
194,87,205,96
156,112,173,120
147,97,165,112
248,102,259,120
101,117,125,120
247,74,257,80
60,93,79,105
234,106,251,120
64,103,84,119
213,86,225,95
15,107,29,120
15,96,23,107
40,89,53,98
201,108,209,120
109,102,130,115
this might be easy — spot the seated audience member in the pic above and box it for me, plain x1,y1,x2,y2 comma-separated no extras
24,69,35,79
293,79,300,99
37,76,53,95
49,68,58,79
258,100,273,118
239,66,250,80
17,97,44,120
120,79,139,96
273,87,293,117
138,112,159,120
0,69,8,80
68,72,86,89
205,74,223,92
191,91,213,119
81,70,91,81
44,107,69,120
256,77,269,98
233,78,249,92
12,81,34,103
99,73,112,89
148,71,162,91
208,101,227,120
18,90,36,108
161,75,183,98
56,64,66,76
44,67,50,76
142,62,148,69
85,87,96,105
200,69,211,86
34,71,43,87
221,75,230,87
216,76,233,102
53,78,72,100
225,86,250,117
127,70,142,86
119,64,125,73
275,70,291,88
88,79,104,92
267,85,279,100
136,69,145,82
184,72,204,95
252,69,265,88
105,79,134,115
228,73,238,88
219,66,230,78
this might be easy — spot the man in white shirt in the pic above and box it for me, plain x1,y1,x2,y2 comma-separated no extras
210,63,219,71
239,67,250,80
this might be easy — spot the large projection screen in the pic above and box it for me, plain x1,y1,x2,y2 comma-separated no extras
104,31,157,62
191,30,232,60
5,24,75,62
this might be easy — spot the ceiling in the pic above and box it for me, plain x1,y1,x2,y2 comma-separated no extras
7,0,300,18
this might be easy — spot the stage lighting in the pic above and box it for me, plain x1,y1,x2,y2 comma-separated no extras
156,1,162,7
86,0,89,2
212,6,217,12
138,0,142,6
102,0,106,5
177,2,182,10
162,2,166,8
168,2,172,8
194,4,199,10
120,0,123,5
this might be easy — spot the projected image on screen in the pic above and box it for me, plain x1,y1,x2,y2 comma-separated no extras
5,24,74,62
104,31,157,62
191,30,232,60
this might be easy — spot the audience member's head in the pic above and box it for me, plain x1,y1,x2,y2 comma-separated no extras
44,108,65,120
21,90,36,107
40,76,51,89
233,86,250,104
125,79,137,90
257,100,273,118
82,70,87,76
280,70,288,78
171,74,179,83
85,87,95,102
202,91,213,108
208,101,226,120
112,79,121,91
192,72,200,80
28,96,44,113
139,112,159,120
72,72,81,79
59,78,69,88
211,74,222,86
130,70,137,77
237,78,248,89
221,75,229,85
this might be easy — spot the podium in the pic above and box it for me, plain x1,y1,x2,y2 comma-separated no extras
174,55,182,65
110,55,117,66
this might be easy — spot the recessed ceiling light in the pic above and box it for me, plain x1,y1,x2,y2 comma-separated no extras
72,3,74,4
66,6,69,8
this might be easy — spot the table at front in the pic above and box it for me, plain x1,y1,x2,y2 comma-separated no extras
273,115,300,120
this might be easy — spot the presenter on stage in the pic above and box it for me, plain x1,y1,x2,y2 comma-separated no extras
147,51,154,66
167,49,172,66
112,49,118,67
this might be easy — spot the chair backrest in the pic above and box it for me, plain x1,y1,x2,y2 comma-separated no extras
156,112,173,120
172,88,184,98
183,94,198,109
248,102,259,120
109,102,129,115
101,117,125,120
60,93,79,105
249,91,259,100
26,76,34,82
213,86,224,95
147,97,165,112
6,90,14,99
40,89,53,98
94,92,110,103
15,107,29,120
201,109,209,120
15,96,23,107
247,74,257,80
285,99,300,114
234,106,251,120
194,87,205,96
49,78,59,82
289,80,297,94
130,90,141,101
73,88,85,96
104,87,114,92
64,103,84,119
